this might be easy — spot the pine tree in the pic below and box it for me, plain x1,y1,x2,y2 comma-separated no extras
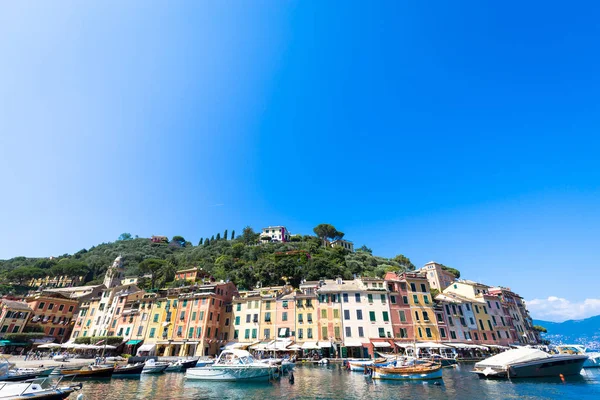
224,229,228,241
231,230,235,240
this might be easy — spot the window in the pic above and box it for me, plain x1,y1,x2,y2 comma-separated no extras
58,304,64,311
333,309,339,319
209,312,213,321
149,328,156,338
298,313,303,323
479,320,484,330
369,311,376,322
418,327,422,338
410,283,416,292
496,302,500,309
423,295,430,304
138,326,144,336
298,329,303,339
420,284,426,292
382,311,389,322
414,311,420,321
265,301,271,310
235,316,240,325
482,332,488,341
487,301,491,308
246,315,251,323
358,327,364,337
474,305,479,313
465,303,471,311
0,325,8,333
487,320,493,331
191,312,197,321
436,313,443,322
367,294,373,303
491,316,497,326
380,294,386,303
196,327,202,338
321,309,327,319
307,328,313,339
68,306,74,312
264,329,270,339
236,304,241,312
425,328,432,338
199,311,205,320
244,329,250,339
344,310,350,320
399,310,406,322
180,311,185,321
440,328,446,338
450,330,456,339
390,295,396,304
378,328,385,338
343,293,348,302
483,306,488,314
307,313,313,323
334,326,340,338
423,311,429,321
398,328,408,338
355,293,361,302
402,296,408,304
413,295,419,304
265,312,271,322
474,332,479,341
38,302,45,309
492,332,496,341
321,326,328,339
356,310,363,320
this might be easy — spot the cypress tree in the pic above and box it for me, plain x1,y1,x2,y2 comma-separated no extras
231,230,235,240
224,229,228,241
205,238,210,246
199,238,203,245
211,235,215,242
216,233,221,241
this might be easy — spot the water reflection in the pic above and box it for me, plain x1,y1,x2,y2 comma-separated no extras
70,364,600,400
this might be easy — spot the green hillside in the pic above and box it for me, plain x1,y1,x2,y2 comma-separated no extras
0,226,427,293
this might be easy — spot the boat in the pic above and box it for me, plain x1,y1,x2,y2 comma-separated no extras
185,349,278,382
165,359,198,372
142,359,169,374
347,358,387,371
555,345,600,368
0,378,82,400
58,365,115,378
195,360,215,368
371,362,443,380
281,359,295,373
113,363,145,377
427,354,458,367
11,367,55,377
472,347,588,379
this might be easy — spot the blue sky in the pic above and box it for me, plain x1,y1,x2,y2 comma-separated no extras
1,1,599,321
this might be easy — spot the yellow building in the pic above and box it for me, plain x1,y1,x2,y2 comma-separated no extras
0,300,32,337
231,291,262,343
295,283,318,345
403,272,440,341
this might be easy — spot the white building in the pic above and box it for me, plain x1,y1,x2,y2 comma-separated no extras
261,226,291,243
330,239,354,252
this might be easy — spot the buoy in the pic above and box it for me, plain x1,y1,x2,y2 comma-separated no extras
77,394,84,400
289,371,295,384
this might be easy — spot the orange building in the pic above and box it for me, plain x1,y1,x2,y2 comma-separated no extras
25,291,79,343
0,299,32,338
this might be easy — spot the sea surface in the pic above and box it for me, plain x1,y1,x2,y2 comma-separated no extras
69,363,600,400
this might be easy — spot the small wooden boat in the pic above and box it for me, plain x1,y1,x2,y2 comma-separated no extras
347,358,387,371
113,363,144,377
371,363,443,380
59,365,115,378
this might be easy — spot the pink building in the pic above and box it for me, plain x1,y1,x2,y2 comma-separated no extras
384,272,414,343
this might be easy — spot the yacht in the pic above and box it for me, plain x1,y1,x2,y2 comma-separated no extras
185,350,278,382
472,347,588,379
0,378,81,400
555,345,600,368
142,359,169,374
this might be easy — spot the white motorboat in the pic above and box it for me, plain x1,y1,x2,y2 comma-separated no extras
555,345,600,368
142,359,169,374
472,347,588,379
185,349,278,382
0,378,81,400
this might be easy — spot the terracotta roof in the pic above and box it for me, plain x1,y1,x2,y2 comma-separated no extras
1,299,32,311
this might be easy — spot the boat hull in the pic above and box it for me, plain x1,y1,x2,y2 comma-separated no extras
185,366,276,382
371,365,443,380
59,366,114,378
142,365,168,374
583,355,600,368
0,373,39,382
113,364,145,376
474,355,587,379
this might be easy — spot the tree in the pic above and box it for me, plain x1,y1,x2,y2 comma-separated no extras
118,233,132,241
211,235,215,242
533,325,548,333
357,245,372,254
138,258,167,289
313,224,345,246
204,238,210,246
224,230,228,241
216,233,221,241
199,238,203,245
172,235,185,243
231,230,235,240
440,264,461,278
392,254,415,270
241,226,259,244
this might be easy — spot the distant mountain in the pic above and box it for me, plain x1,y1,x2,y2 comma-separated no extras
534,315,600,348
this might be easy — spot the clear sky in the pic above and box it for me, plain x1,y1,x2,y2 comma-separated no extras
1,1,599,322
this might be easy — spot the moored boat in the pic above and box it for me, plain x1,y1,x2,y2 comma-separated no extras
11,367,55,378
142,359,169,374
165,359,198,372
58,365,115,378
0,379,81,400
185,349,278,382
347,358,386,371
472,347,588,379
371,362,443,380
113,363,145,377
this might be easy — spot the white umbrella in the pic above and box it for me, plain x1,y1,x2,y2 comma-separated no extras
37,343,61,349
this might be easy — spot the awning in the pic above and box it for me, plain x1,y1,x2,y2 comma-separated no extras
372,342,391,348
125,340,142,345
301,341,319,350
318,341,333,348
136,344,157,355
395,342,416,349
266,340,293,350
415,342,451,349
343,340,363,347
249,341,271,350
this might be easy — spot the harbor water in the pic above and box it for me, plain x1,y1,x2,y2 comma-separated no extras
72,364,600,400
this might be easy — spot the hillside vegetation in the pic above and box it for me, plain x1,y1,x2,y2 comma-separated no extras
0,225,455,292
